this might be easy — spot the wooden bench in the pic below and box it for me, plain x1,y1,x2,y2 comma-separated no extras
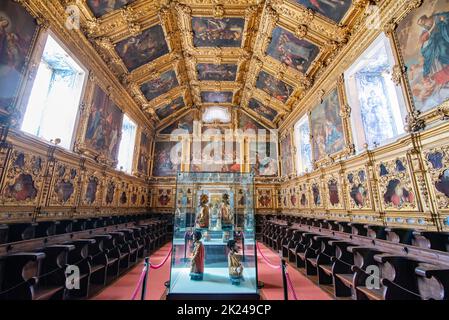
295,232,317,270
364,225,387,240
329,241,355,297
348,246,383,300
283,229,301,261
33,244,75,300
7,223,38,242
385,228,415,245
415,263,449,300
412,231,449,252
0,225,8,245
0,252,45,300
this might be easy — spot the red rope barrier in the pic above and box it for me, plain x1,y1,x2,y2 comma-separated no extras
256,242,281,269
256,242,298,300
285,270,298,300
130,264,148,300
149,247,173,269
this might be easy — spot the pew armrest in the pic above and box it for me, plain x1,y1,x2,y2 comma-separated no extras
415,263,449,279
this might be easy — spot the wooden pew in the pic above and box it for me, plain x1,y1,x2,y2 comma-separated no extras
348,246,383,300
329,241,355,297
282,229,301,260
65,239,95,299
7,223,38,242
295,232,318,270
35,221,60,238
0,225,8,245
370,253,421,300
412,231,449,252
415,263,449,300
109,232,131,272
349,223,368,237
305,235,334,276
385,228,415,245
33,244,75,300
0,252,45,300
55,220,73,235
364,225,387,240
336,221,352,233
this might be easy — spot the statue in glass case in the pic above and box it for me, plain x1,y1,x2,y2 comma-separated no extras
227,240,243,285
220,193,233,228
190,230,205,281
196,194,210,229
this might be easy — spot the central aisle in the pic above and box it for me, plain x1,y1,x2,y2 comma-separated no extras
91,242,332,300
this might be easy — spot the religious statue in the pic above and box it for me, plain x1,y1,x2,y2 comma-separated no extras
220,193,233,228
190,230,205,281
196,194,210,229
227,239,243,285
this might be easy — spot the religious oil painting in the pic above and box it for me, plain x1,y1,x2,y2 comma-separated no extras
310,88,345,161
266,27,320,73
156,96,185,120
192,17,245,48
348,170,369,208
86,0,136,18
54,166,77,203
396,0,449,112
105,181,116,205
160,112,194,134
140,70,179,101
137,132,151,175
197,64,238,81
280,132,294,177
84,85,124,162
250,141,278,177
436,169,449,198
248,99,278,122
0,0,38,114
294,0,352,23
383,179,415,209
152,141,182,176
3,173,38,202
85,177,99,205
257,189,272,208
115,24,169,72
238,111,265,133
201,91,233,104
312,183,321,206
256,70,293,103
328,179,340,206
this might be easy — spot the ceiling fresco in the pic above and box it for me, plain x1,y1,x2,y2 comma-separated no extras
72,0,371,129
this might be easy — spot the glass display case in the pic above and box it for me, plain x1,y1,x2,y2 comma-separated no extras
168,172,259,299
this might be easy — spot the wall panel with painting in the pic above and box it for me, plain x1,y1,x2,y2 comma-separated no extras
0,0,152,222
278,0,449,230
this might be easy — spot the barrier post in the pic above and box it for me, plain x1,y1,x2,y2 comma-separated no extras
281,259,288,300
140,257,150,300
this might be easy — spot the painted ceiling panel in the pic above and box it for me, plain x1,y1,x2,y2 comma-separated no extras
140,70,179,101
75,0,367,129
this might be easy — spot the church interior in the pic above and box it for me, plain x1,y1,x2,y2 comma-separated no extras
1,0,449,302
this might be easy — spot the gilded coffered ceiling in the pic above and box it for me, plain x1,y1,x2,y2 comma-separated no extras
58,0,373,130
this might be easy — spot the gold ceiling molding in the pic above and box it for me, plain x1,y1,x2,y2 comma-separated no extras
18,0,383,131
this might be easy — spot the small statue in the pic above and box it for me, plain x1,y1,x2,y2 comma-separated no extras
220,193,233,228
190,230,205,281
196,194,210,229
227,239,244,285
